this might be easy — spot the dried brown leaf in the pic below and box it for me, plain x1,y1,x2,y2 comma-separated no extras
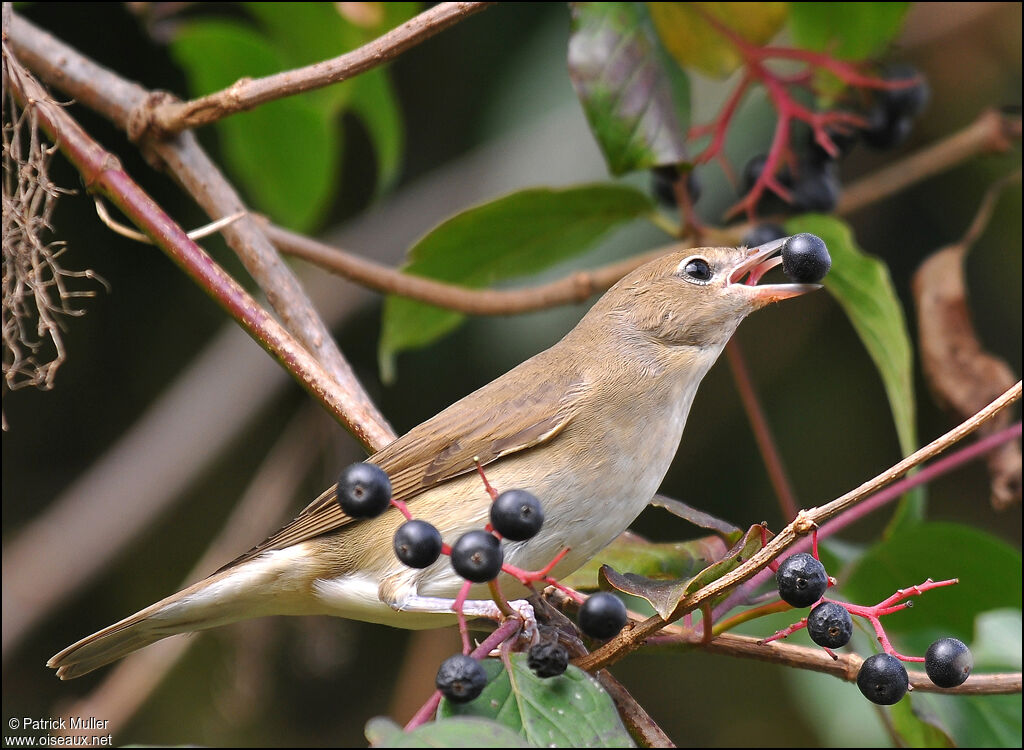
913,245,1021,509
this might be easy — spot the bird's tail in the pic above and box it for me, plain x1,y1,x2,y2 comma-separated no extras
48,549,310,680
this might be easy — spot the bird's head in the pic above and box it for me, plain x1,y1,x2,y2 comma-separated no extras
586,237,820,352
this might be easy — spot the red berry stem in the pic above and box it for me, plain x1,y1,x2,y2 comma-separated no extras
389,497,414,520
823,578,958,662
500,546,571,587
474,457,500,501
453,580,474,655
404,617,522,731
686,4,922,219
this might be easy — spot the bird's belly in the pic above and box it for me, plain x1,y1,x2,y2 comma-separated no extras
311,384,694,623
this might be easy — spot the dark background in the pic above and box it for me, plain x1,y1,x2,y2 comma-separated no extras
3,3,1020,746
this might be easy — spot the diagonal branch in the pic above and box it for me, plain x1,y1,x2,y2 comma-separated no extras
574,381,1022,673
143,2,494,137
7,9,395,449
3,43,380,449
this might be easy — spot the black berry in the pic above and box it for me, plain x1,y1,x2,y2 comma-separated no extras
336,462,392,518
393,519,443,569
807,601,853,649
743,222,787,248
490,489,545,541
450,530,503,583
925,637,973,688
578,592,628,640
436,654,488,703
781,233,831,283
652,165,701,207
857,653,909,705
527,640,570,678
861,102,914,150
742,154,769,194
877,63,930,119
776,552,828,608
790,160,839,212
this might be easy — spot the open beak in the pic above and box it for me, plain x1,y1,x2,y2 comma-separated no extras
729,237,820,307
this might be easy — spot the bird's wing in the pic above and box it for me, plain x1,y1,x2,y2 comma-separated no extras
221,359,587,568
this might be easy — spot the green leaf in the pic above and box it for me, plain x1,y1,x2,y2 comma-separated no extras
599,524,769,620
244,2,361,111
648,2,787,78
568,2,690,175
890,697,956,748
842,523,1022,643
170,20,338,231
785,215,922,525
439,654,634,747
788,3,911,60
379,185,655,378
366,715,531,747
350,69,405,194
243,2,406,192
904,610,1022,748
563,531,734,590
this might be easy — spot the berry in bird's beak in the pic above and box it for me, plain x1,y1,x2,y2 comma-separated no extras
729,235,826,306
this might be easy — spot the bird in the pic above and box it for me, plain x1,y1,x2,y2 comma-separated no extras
48,237,818,679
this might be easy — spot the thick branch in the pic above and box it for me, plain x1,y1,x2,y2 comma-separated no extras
3,46,380,449
144,2,493,136
7,10,395,449
575,381,1022,673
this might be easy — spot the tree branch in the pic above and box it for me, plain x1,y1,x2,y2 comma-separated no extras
264,220,677,315
574,381,1022,673
6,10,396,449
838,108,1021,215
648,629,1022,696
260,107,1021,319
142,2,494,137
3,44,381,449
595,670,676,748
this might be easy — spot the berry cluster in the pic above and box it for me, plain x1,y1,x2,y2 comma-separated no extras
334,462,630,705
650,20,930,230
767,546,973,705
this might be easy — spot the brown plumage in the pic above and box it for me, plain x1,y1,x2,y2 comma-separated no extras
49,241,817,679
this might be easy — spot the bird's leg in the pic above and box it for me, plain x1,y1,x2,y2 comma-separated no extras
383,583,537,653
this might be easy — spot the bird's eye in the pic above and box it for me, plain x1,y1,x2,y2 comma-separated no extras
681,257,713,284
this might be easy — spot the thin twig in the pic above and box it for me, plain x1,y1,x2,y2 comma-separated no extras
647,629,1022,696
574,381,1022,673
262,108,1020,319
725,341,799,521
3,46,380,449
838,108,1021,215
958,167,1022,248
94,196,245,243
266,221,680,315
715,422,1023,619
595,670,676,748
144,2,494,137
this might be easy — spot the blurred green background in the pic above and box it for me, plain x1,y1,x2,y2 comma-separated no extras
2,3,1020,746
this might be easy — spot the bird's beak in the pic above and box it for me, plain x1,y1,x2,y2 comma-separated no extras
728,237,820,307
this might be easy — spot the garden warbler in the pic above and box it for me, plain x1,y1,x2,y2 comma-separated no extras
49,238,817,679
